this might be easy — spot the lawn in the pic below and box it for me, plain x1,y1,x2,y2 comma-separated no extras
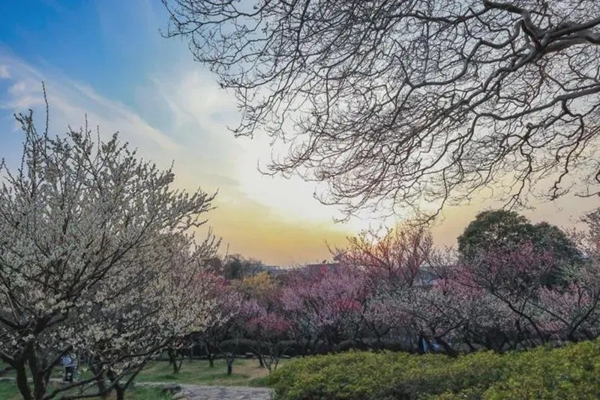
0,380,20,399
0,361,11,374
0,380,171,400
0,357,283,398
136,358,284,386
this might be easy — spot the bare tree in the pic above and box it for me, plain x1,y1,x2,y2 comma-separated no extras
335,223,434,289
163,0,600,218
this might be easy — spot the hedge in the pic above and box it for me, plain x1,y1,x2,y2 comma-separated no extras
266,339,600,399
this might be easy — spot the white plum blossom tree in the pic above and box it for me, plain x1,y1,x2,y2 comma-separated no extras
0,110,222,400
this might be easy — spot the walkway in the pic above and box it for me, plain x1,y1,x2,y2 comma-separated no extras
137,382,273,400
1,378,273,400
174,384,272,400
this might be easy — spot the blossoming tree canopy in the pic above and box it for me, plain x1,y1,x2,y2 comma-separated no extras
0,111,221,400
280,265,370,347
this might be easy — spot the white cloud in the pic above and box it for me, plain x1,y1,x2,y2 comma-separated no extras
0,51,346,221
0,53,179,167
0,49,368,250
4,0,594,265
0,1,360,266
0,65,10,79
139,62,360,226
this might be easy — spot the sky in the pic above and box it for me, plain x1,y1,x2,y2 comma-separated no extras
0,0,597,266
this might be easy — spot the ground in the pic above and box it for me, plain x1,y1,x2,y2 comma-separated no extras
0,358,279,399
176,384,271,400
0,381,171,400
136,358,278,386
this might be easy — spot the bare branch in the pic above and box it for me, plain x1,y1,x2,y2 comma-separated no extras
164,0,600,218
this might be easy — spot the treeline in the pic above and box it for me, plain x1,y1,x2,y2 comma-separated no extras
173,209,600,375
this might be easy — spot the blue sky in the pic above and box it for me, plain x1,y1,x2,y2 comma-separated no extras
0,0,595,265
0,0,363,265
0,0,166,105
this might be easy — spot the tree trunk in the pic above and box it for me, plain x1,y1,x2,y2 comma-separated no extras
32,371,48,400
226,358,233,375
463,337,477,352
434,336,458,358
90,364,108,398
15,361,34,400
96,378,109,399
25,349,45,400
168,349,176,372
205,343,215,367
115,385,125,400
168,349,182,374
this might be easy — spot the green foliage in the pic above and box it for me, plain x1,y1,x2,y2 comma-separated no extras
457,210,580,285
458,210,579,262
127,386,174,400
480,342,600,400
458,210,532,257
223,255,265,280
268,340,600,399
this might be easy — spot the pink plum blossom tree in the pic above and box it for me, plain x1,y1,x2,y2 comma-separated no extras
240,299,292,372
280,265,369,353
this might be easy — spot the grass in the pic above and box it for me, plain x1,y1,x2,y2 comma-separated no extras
0,361,10,372
136,358,283,386
0,380,20,399
0,380,171,400
0,356,282,398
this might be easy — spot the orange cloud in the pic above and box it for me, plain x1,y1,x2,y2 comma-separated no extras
199,198,350,267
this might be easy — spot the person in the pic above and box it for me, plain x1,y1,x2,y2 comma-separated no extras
61,354,76,383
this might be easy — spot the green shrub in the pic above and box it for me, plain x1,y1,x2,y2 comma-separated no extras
268,340,600,400
481,341,600,399
268,351,403,399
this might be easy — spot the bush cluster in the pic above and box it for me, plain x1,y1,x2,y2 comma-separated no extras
266,339,600,399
